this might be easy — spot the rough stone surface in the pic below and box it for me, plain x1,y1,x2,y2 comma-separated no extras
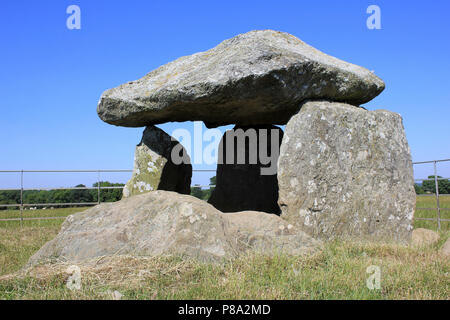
97,30,384,128
27,191,320,266
224,211,319,255
441,238,450,257
278,101,416,243
411,228,440,247
208,125,283,214
122,126,191,198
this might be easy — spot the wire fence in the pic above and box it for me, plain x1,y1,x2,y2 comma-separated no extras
0,169,215,224
0,159,449,229
412,159,450,230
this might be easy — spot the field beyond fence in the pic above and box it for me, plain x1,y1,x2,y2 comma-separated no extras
1,195,449,230
1,160,450,229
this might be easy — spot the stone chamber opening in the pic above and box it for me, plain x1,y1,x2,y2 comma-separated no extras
207,124,284,215
124,121,286,215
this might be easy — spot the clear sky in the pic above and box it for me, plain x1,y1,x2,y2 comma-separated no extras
0,0,449,189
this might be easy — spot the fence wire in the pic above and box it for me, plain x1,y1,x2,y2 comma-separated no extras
0,160,449,229
411,159,450,229
0,169,215,223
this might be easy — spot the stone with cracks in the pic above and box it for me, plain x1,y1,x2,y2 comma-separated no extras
277,101,416,243
208,125,283,214
122,126,191,198
97,30,384,128
27,191,320,266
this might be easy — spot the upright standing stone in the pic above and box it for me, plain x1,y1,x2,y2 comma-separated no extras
208,125,283,214
122,126,191,198
278,101,415,243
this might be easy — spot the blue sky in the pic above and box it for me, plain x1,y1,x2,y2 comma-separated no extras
0,0,449,188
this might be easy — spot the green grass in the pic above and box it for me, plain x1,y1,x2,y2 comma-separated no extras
0,240,448,300
0,206,90,220
0,207,90,276
415,195,450,230
0,203,448,300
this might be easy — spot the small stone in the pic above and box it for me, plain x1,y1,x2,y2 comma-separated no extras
112,290,123,300
411,228,440,247
440,238,450,257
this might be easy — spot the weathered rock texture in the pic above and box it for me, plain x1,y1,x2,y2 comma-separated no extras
224,211,318,255
122,126,191,198
97,30,384,128
208,125,283,214
278,101,416,243
28,191,320,265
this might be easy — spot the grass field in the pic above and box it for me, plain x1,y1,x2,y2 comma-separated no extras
0,198,448,300
415,195,450,230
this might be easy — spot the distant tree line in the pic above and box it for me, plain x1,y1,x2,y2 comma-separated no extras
415,175,450,194
192,175,450,197
4,173,443,207
0,181,124,210
190,176,216,201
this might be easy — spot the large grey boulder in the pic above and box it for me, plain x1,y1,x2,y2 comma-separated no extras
208,125,283,214
97,30,384,128
28,191,230,264
122,126,191,198
27,191,320,265
278,101,416,243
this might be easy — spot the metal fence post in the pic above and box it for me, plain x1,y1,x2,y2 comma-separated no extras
20,170,23,226
434,161,441,230
97,170,101,205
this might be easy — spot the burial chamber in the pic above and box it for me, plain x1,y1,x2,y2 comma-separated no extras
96,30,415,243
27,30,417,267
